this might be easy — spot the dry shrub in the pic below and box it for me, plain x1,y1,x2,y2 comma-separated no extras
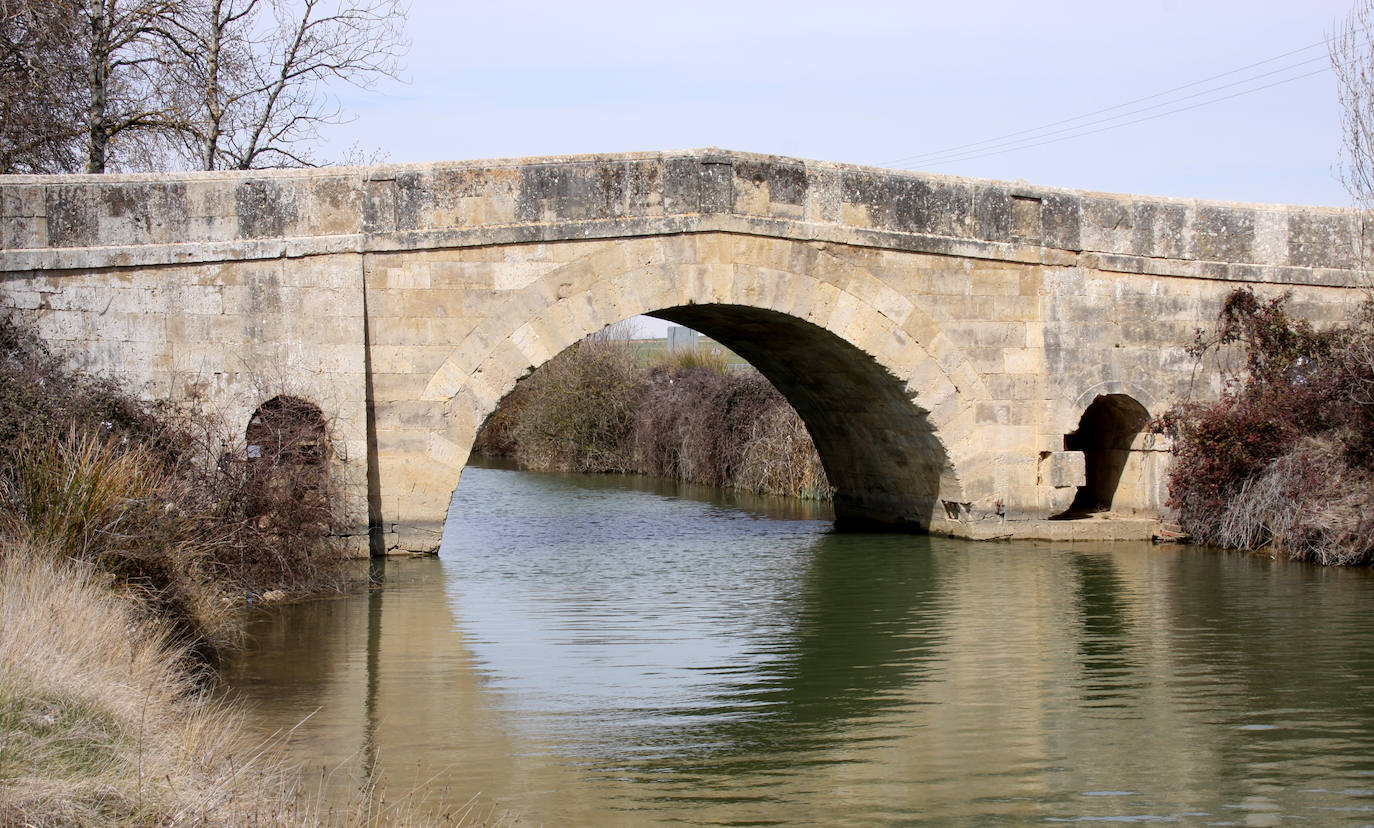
215,395,348,591
634,365,783,488
0,309,184,472
1211,439,1374,564
497,336,644,473
0,311,352,655
474,329,832,500
736,403,831,500
1164,289,1374,564
2,428,240,653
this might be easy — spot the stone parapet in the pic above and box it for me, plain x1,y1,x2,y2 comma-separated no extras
2,149,1366,288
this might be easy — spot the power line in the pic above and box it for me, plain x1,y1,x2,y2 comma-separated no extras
906,57,1329,168
879,38,1334,169
911,66,1330,169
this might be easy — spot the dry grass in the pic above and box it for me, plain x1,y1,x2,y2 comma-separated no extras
656,346,731,374
0,544,502,827
0,427,242,653
0,546,267,825
1210,438,1374,565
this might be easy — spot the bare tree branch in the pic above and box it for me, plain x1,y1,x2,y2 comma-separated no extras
0,0,406,173
172,0,407,170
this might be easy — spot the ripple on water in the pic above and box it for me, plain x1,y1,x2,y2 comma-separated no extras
221,465,1374,826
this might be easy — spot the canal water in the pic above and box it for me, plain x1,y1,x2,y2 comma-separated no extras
222,462,1374,826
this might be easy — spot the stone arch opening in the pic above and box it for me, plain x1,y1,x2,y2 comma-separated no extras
639,304,957,531
245,395,331,531
407,235,989,552
469,305,957,531
1059,394,1150,516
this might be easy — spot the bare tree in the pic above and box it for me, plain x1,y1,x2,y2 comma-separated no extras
172,0,407,170
0,0,88,173
81,0,192,172
0,0,404,174
1332,2,1374,284
1335,1,1374,208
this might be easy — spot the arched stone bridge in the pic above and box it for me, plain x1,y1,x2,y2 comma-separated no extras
0,149,1366,552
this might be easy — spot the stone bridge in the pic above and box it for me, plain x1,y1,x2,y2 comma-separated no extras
0,149,1366,553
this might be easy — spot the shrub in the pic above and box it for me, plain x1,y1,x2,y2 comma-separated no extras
0,311,353,654
1163,289,1374,564
475,333,833,501
634,365,783,487
500,337,644,473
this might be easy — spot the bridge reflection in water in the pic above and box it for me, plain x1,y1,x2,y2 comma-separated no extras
221,464,1374,825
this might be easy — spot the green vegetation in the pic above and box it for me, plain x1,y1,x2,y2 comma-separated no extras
1161,289,1374,564
475,334,831,501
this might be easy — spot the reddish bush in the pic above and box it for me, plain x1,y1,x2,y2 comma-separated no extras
1163,289,1374,564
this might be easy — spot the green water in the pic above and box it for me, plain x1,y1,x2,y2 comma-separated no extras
222,463,1374,826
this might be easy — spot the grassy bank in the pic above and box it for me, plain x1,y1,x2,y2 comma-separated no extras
0,548,287,825
0,312,353,652
0,547,487,826
0,312,479,824
1162,289,1374,565
475,334,832,500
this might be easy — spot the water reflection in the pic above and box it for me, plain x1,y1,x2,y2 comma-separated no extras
1068,552,1139,701
221,465,1374,826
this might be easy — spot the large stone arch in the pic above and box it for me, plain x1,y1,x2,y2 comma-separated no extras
370,233,995,552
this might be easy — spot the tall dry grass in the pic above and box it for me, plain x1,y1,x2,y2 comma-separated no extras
0,544,499,827
1,427,241,653
0,547,274,825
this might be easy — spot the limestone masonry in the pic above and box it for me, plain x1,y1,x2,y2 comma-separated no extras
0,149,1367,552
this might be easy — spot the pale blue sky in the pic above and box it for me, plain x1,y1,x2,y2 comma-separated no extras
330,1,1354,205
325,1,1361,337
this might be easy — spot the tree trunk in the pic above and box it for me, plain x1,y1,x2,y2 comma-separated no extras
84,0,109,173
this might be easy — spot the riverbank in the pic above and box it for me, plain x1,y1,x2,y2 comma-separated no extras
0,312,467,824
0,548,288,824
476,334,832,500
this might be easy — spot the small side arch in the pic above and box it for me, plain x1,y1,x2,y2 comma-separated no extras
1060,393,1151,515
244,395,332,532
246,396,329,464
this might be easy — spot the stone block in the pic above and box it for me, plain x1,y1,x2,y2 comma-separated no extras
1040,450,1085,489
1193,205,1255,262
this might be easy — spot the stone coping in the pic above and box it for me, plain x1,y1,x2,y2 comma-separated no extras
2,149,1368,287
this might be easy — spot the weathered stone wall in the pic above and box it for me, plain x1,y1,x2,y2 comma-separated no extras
1,149,1367,552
